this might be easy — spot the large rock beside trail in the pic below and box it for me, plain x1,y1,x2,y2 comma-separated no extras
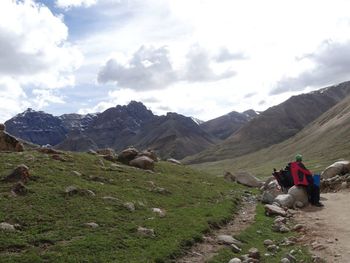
130,156,154,170
288,186,308,207
117,147,139,164
234,171,262,187
274,194,295,208
0,124,24,152
321,161,350,179
138,150,157,161
264,204,287,217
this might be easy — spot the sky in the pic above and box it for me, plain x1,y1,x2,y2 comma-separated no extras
1,0,350,122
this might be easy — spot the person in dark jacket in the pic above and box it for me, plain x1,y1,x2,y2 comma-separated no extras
290,154,323,207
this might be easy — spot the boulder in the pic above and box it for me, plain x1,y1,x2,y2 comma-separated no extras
261,191,276,204
288,186,308,207
130,156,154,170
264,204,287,217
96,148,116,156
321,161,350,179
117,147,139,164
274,194,295,208
224,171,236,182
167,158,182,165
234,171,262,187
3,164,30,183
138,150,157,161
0,124,24,152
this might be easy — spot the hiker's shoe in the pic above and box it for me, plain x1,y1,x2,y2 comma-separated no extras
313,202,324,207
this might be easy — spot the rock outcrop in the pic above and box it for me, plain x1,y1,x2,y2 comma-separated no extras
0,124,23,152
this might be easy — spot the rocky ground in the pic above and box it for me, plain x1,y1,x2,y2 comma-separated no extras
295,189,350,263
176,194,257,263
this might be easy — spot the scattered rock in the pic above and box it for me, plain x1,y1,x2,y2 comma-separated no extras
151,208,166,217
87,149,97,155
85,222,99,228
137,226,155,238
341,181,347,189
294,201,304,208
65,186,95,197
167,158,182,165
281,258,291,263
228,258,242,263
248,247,260,259
129,156,154,170
230,244,242,253
117,147,139,164
264,239,274,246
51,154,67,162
264,204,287,217
267,244,278,253
234,171,262,187
72,171,82,176
102,196,119,201
37,148,62,154
292,224,303,231
0,222,15,231
274,194,295,208
3,164,30,183
11,182,29,196
123,202,135,212
274,216,287,224
96,148,116,156
285,253,296,262
151,187,171,195
217,235,242,247
0,124,24,152
288,186,309,207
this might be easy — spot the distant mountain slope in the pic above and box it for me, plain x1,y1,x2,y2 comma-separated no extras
193,93,350,177
5,109,67,146
132,112,218,159
185,81,350,164
200,110,258,140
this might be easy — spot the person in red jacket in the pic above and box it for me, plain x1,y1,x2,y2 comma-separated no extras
290,154,323,207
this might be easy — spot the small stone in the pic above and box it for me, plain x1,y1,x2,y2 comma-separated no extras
217,235,242,247
151,208,166,217
65,185,78,195
265,204,287,217
264,239,274,246
248,247,260,259
341,181,347,189
86,190,96,196
11,182,29,196
285,253,296,262
292,224,303,231
294,201,305,208
230,244,241,253
85,222,99,228
102,196,119,201
228,258,242,263
279,225,290,233
137,226,155,237
281,258,290,263
0,222,15,231
274,216,287,224
72,171,82,176
124,202,135,212
267,245,278,253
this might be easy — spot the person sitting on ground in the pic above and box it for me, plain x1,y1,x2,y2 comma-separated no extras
289,154,323,207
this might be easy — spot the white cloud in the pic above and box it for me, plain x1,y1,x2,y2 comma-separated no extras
0,78,29,122
0,0,83,121
56,0,97,9
270,40,350,94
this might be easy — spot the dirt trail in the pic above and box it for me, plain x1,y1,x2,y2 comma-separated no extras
295,189,350,263
176,196,256,263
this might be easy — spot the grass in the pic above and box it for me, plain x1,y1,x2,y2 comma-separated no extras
209,204,312,263
0,150,245,263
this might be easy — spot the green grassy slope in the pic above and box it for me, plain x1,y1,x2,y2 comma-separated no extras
0,151,243,263
193,95,350,178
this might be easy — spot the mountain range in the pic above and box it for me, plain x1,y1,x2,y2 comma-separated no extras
5,81,350,162
5,101,255,159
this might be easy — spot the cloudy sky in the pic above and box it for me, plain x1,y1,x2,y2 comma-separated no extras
1,0,350,122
